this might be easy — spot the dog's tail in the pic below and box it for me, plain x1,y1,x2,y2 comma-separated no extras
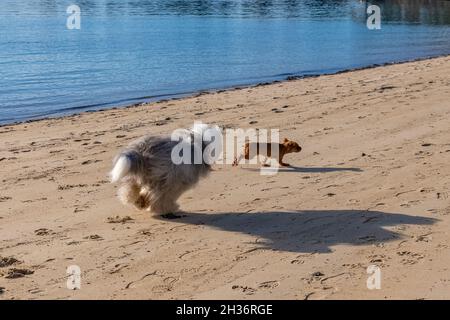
110,151,141,183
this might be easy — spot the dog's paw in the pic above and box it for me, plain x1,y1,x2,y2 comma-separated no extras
280,163,290,167
160,213,186,219
135,196,149,210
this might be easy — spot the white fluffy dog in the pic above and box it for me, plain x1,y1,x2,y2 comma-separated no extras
110,123,220,217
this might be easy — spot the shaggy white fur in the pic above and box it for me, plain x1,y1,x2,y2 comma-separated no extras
110,123,220,215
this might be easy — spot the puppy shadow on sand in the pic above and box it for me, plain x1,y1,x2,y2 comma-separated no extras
242,166,363,173
156,210,436,253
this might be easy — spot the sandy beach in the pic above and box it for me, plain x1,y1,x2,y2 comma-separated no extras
1,55,449,300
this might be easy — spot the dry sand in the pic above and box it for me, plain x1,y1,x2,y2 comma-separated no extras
0,56,450,300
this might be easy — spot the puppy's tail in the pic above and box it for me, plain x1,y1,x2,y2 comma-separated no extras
110,151,141,183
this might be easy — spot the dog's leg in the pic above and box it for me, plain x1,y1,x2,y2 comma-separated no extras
117,180,152,210
117,181,141,206
150,192,183,218
136,188,152,210
156,200,184,219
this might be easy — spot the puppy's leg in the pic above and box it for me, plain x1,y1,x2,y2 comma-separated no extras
261,156,270,167
233,144,250,166
279,154,290,167
232,154,244,167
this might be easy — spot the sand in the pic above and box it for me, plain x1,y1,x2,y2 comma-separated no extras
0,56,449,300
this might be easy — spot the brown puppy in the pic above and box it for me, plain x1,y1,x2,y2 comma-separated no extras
233,138,302,167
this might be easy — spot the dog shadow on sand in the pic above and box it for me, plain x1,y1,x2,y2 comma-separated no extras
157,210,436,253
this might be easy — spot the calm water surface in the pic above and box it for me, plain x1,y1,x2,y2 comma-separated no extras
0,0,449,124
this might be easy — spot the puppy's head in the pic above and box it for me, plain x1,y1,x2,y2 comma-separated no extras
283,138,302,153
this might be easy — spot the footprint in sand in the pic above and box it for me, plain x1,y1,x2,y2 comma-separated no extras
138,229,153,237
4,268,34,279
81,159,102,165
74,204,90,213
58,184,88,190
271,108,284,113
397,251,424,265
414,236,432,243
34,228,53,236
368,254,388,265
107,216,134,224
358,235,377,243
437,192,448,200
28,288,43,294
231,285,257,295
83,234,103,241
108,263,129,274
151,276,179,294
155,120,169,126
0,256,21,268
66,241,81,246
22,197,47,203
258,281,279,290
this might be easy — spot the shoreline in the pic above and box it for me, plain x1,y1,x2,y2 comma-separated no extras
1,55,450,299
2,53,449,127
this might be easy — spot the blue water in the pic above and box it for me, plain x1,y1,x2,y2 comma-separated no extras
1,0,449,124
